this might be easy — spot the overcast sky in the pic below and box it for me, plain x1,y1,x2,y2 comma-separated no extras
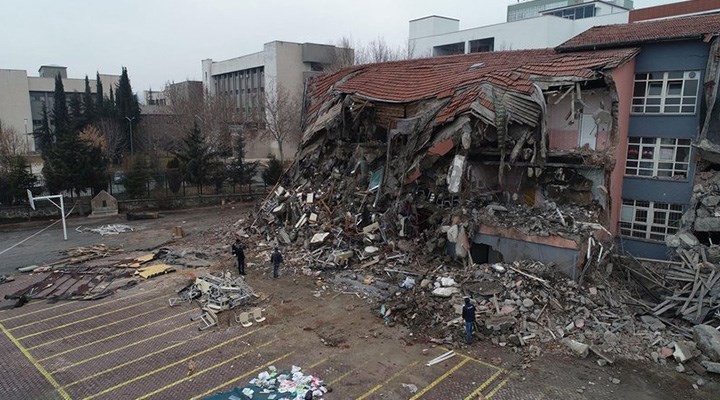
0,0,679,99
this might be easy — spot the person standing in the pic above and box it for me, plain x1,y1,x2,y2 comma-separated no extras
462,297,476,345
231,239,246,275
271,247,283,278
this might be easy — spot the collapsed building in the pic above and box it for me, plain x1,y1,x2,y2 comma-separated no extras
289,47,638,279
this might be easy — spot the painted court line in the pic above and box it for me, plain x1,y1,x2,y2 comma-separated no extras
409,357,470,400
355,360,420,400
51,321,198,374
37,309,195,362
487,377,510,398
81,327,265,400
16,297,160,339
438,346,501,371
327,360,371,386
63,333,208,388
2,288,158,325
135,339,279,400
0,321,71,400
0,301,75,321
464,369,504,400
28,305,168,350
189,353,295,400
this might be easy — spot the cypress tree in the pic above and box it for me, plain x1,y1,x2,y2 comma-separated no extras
35,103,53,156
69,94,83,132
115,67,140,127
83,75,95,125
95,72,104,113
51,74,69,141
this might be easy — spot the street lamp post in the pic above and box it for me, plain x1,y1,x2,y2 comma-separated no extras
125,116,135,157
24,118,29,153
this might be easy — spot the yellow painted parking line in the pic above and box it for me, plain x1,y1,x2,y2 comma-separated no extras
0,321,71,400
28,305,168,350
0,301,75,320
327,360,370,386
438,346,502,370
308,356,330,369
64,332,208,388
189,352,294,400
81,326,265,400
487,376,510,398
37,309,195,362
51,321,198,374
464,369,504,400
2,288,158,324
355,360,420,400
16,297,159,339
135,339,280,400
409,357,470,400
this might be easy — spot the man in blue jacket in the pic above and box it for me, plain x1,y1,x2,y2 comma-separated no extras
462,297,476,345
271,247,283,278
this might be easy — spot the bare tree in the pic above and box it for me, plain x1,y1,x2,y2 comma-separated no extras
0,121,25,171
335,36,413,65
261,84,302,163
164,82,237,156
95,118,126,162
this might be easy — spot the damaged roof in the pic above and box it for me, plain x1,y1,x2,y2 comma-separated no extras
557,12,720,51
304,47,637,128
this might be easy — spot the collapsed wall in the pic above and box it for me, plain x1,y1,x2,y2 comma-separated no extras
267,48,638,278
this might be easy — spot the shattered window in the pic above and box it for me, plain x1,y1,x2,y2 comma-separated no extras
625,137,691,179
620,200,684,241
631,71,700,114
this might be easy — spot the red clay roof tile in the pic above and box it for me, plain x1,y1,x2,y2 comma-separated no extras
557,12,720,51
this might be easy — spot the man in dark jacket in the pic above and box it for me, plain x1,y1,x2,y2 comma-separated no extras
231,239,246,275
271,247,283,278
462,297,476,345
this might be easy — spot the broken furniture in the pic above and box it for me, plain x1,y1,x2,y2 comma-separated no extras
191,307,218,331
235,311,253,328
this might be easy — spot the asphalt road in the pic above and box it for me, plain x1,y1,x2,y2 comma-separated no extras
0,206,243,276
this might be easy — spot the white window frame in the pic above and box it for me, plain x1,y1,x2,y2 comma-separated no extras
625,137,691,178
632,71,700,115
620,200,683,242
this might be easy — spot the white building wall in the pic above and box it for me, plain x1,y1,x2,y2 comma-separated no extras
409,16,460,39
0,69,33,152
409,13,629,57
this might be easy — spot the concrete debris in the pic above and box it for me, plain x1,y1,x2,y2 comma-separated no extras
562,338,589,358
640,315,666,331
693,324,720,362
701,360,720,374
81,224,134,235
673,340,697,363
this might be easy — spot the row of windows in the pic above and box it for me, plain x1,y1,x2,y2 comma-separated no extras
632,71,700,115
625,137,691,178
547,5,596,20
620,200,683,242
213,67,264,94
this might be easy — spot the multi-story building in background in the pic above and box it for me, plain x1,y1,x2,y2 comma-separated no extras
201,41,352,159
409,0,632,57
0,65,119,153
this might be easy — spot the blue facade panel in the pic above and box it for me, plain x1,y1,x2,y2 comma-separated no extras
622,176,693,204
618,237,671,260
629,116,699,138
634,41,710,73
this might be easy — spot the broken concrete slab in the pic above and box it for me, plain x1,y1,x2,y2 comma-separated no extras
701,361,720,374
562,338,589,358
485,315,517,331
674,340,697,363
693,324,720,362
431,287,460,297
640,315,666,331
